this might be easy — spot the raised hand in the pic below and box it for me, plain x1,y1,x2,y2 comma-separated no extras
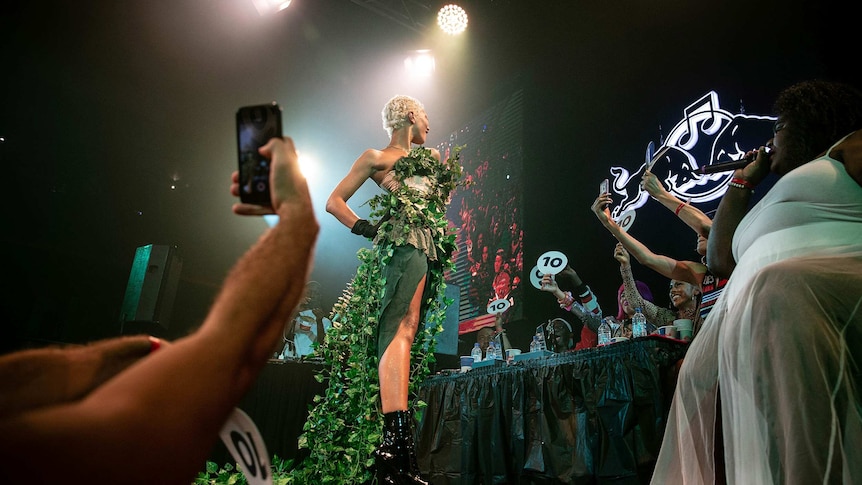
591,193,614,227
231,137,309,216
641,170,667,198
613,242,630,266
540,273,559,294
734,142,773,187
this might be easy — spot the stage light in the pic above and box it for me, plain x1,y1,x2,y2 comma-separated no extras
437,4,468,35
252,0,291,16
264,149,316,228
296,150,318,182
404,49,435,77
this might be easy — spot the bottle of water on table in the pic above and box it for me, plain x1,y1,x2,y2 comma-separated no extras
632,307,647,338
471,342,483,363
535,326,546,351
598,317,613,345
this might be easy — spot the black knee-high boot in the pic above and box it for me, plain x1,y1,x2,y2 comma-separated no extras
375,410,428,485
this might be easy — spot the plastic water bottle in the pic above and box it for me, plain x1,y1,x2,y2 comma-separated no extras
632,307,647,338
598,317,613,346
529,336,538,353
471,342,483,364
535,328,546,351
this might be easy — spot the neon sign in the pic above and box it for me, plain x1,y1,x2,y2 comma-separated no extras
608,91,776,219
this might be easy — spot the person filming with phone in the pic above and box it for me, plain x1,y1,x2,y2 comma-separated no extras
0,135,318,484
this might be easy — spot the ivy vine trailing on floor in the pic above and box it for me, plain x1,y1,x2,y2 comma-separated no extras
197,146,467,484
194,455,295,485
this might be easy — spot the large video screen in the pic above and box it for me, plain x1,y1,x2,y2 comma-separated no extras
438,90,524,334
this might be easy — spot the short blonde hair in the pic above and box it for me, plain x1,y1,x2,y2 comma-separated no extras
381,95,424,136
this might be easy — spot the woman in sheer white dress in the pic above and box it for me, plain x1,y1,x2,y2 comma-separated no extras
652,80,862,484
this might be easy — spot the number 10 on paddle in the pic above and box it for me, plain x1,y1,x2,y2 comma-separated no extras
536,250,568,275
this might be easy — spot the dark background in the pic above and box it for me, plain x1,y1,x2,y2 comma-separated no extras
2,0,857,357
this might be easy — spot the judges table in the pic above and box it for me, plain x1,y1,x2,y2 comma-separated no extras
416,336,688,484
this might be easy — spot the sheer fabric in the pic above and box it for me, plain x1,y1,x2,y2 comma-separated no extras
652,147,862,484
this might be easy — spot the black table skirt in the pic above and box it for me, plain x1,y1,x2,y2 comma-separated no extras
208,359,326,466
416,337,688,484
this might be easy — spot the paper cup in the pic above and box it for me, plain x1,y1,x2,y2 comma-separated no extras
460,356,474,372
657,325,678,338
505,349,521,363
673,319,693,341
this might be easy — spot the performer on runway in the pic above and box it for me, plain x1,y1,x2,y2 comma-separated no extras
293,95,464,484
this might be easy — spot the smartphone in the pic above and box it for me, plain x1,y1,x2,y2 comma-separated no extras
599,178,609,195
236,102,283,206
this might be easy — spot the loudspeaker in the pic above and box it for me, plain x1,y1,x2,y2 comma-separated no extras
430,283,460,356
119,244,182,334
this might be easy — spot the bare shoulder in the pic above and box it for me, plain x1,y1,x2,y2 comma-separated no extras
429,147,441,160
840,130,862,151
344,149,394,179
355,148,388,170
835,130,862,186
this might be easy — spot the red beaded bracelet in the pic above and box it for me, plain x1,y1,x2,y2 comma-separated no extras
730,177,756,190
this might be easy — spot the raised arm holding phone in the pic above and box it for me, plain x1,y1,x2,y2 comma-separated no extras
0,135,318,484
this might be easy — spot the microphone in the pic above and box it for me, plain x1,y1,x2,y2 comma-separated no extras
698,146,772,174
698,158,751,174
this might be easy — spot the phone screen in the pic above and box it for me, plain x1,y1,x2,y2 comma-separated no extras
599,178,609,195
236,102,283,206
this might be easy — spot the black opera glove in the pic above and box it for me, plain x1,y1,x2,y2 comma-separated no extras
350,219,378,239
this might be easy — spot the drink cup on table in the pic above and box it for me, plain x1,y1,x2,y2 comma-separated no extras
505,349,521,363
673,319,693,341
460,356,474,372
